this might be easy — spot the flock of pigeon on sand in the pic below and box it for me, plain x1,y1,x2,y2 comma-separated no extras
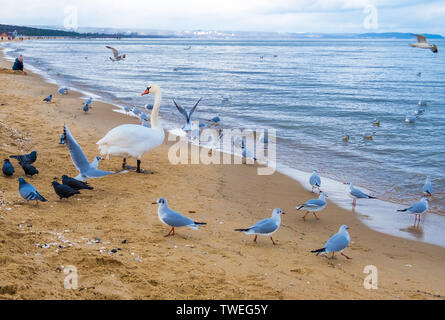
1,36,439,260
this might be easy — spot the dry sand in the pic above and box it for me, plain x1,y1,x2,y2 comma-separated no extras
0,48,444,300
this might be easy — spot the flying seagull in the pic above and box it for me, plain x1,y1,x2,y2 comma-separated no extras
153,198,206,237
235,208,285,245
173,98,202,131
106,46,126,61
410,34,438,53
311,225,351,259
64,125,115,181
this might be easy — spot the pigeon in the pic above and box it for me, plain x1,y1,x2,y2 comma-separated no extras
235,208,284,245
297,192,328,221
85,97,93,106
10,151,37,164
83,103,89,113
210,116,221,123
106,46,126,61
43,94,53,102
144,104,153,110
153,198,206,237
140,111,148,121
422,176,434,196
18,177,47,203
18,161,39,176
123,105,132,113
51,181,80,200
397,197,429,224
2,159,14,176
173,98,202,131
62,175,93,191
309,170,321,192
132,106,141,115
64,125,115,181
59,132,66,145
311,225,351,259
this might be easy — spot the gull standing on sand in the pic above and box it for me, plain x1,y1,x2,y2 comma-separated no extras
234,208,285,245
106,46,126,61
397,197,429,225
309,170,321,193
410,34,438,53
297,192,327,221
18,177,47,204
346,182,375,208
153,198,206,237
311,225,351,259
422,176,434,196
64,125,115,181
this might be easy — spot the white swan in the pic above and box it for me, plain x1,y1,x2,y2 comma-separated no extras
410,34,438,53
96,84,165,173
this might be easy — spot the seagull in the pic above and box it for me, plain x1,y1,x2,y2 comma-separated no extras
209,116,221,123
363,131,375,140
342,134,350,142
140,111,148,121
397,197,429,224
173,98,202,131
10,151,37,164
418,98,427,107
43,94,53,102
62,175,93,191
414,108,425,116
235,208,285,245
51,181,80,200
297,192,328,221
123,105,132,114
2,159,14,176
372,118,380,126
410,34,438,53
144,104,153,110
241,145,256,162
63,125,115,181
132,106,141,116
18,177,47,204
152,198,206,237
346,182,375,208
106,46,126,61
58,87,69,95
405,115,416,123
141,119,151,128
309,170,321,193
422,176,433,196
311,225,351,259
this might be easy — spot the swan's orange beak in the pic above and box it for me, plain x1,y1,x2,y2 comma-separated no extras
141,88,150,96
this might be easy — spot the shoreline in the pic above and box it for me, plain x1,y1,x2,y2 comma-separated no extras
3,40,444,247
1,48,445,299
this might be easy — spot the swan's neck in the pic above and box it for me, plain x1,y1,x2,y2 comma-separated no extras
150,92,162,129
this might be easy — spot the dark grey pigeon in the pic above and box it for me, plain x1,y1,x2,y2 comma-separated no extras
10,151,37,164
2,159,14,176
52,181,80,200
18,161,39,176
62,175,93,190
43,94,53,102
18,177,47,203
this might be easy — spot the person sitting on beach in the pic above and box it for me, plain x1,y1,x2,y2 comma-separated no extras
12,55,27,75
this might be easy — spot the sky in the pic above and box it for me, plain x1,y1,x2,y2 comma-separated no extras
0,0,444,34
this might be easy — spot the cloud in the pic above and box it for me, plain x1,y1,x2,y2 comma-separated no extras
0,0,443,34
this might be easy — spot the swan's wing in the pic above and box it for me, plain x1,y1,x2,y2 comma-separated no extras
414,34,427,43
64,125,91,174
106,46,119,58
173,99,189,122
188,97,202,119
97,124,155,147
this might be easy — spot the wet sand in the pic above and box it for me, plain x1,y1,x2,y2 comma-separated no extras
0,48,445,299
